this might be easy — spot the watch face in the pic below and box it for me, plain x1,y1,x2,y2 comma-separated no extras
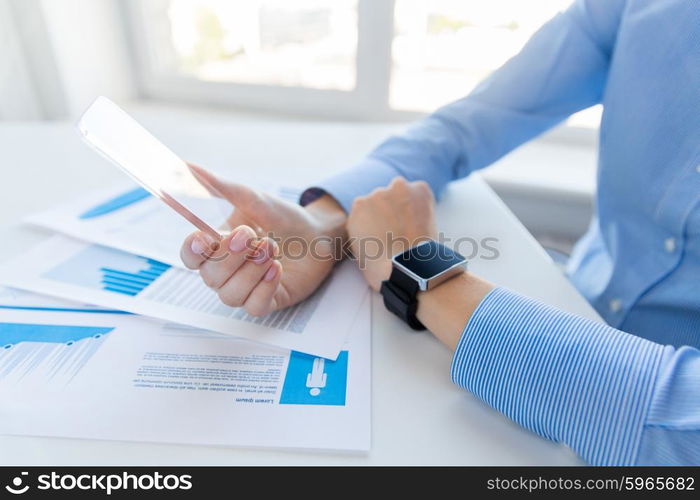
393,240,466,280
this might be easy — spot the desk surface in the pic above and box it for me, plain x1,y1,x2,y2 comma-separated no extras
0,111,597,465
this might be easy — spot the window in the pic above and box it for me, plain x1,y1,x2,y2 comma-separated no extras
165,0,358,90
125,0,599,131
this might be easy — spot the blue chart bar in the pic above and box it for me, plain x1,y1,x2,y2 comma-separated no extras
0,305,130,314
100,258,170,296
78,187,151,219
43,245,172,297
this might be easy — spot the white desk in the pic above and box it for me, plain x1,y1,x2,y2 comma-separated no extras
0,110,598,465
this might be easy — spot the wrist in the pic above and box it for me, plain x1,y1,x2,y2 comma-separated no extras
416,272,494,351
305,193,348,259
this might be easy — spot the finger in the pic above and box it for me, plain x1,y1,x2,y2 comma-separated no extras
188,164,267,216
248,236,280,264
410,179,431,193
243,260,282,316
350,194,368,213
216,243,278,308
410,180,434,201
367,185,388,198
390,176,409,189
181,231,222,270
187,163,224,198
198,225,258,289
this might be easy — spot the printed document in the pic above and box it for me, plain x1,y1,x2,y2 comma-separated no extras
0,235,367,359
0,290,370,452
25,182,301,268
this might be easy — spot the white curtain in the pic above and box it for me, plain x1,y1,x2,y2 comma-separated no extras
0,0,67,120
0,0,42,119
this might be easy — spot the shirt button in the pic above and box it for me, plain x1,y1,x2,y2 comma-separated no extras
664,237,676,253
609,298,622,313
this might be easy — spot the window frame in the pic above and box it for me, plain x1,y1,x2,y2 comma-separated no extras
121,0,596,144
123,0,396,120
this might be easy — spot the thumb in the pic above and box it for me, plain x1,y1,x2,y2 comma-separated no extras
188,164,268,219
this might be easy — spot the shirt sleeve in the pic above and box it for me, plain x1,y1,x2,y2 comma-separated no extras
451,287,700,466
308,0,627,212
636,347,700,465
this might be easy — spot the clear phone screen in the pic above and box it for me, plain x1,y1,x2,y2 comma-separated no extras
77,97,228,239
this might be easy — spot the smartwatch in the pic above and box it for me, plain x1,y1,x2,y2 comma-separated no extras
380,240,467,330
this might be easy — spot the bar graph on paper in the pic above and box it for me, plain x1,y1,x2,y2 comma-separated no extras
42,244,324,334
43,245,171,296
100,260,170,295
0,323,113,384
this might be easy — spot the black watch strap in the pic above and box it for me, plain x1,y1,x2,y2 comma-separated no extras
380,266,426,330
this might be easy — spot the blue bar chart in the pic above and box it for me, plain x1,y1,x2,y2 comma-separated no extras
100,259,170,296
43,244,171,297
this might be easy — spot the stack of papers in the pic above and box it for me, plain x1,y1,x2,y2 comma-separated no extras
0,183,371,452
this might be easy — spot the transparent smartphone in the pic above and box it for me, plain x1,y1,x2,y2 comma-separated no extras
77,96,227,241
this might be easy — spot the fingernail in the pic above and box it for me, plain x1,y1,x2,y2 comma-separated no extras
229,229,250,252
252,243,271,264
192,235,218,254
191,236,206,254
264,264,278,281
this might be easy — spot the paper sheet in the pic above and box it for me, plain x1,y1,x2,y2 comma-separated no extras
0,235,368,359
25,182,301,268
0,291,371,452
0,285,121,312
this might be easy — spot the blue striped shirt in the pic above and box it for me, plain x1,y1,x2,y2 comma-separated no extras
308,0,700,464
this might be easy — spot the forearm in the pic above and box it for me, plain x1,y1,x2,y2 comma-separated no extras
304,193,348,259
636,346,700,465
312,0,623,212
419,280,669,465
305,194,347,239
416,272,493,351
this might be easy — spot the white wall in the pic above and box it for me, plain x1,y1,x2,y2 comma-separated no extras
0,0,136,120
40,0,136,118
0,0,46,119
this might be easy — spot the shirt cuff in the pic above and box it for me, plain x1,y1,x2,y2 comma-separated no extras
451,287,665,465
300,158,400,213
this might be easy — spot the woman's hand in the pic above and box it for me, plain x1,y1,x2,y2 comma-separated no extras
347,175,493,349
180,165,347,317
347,177,437,291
